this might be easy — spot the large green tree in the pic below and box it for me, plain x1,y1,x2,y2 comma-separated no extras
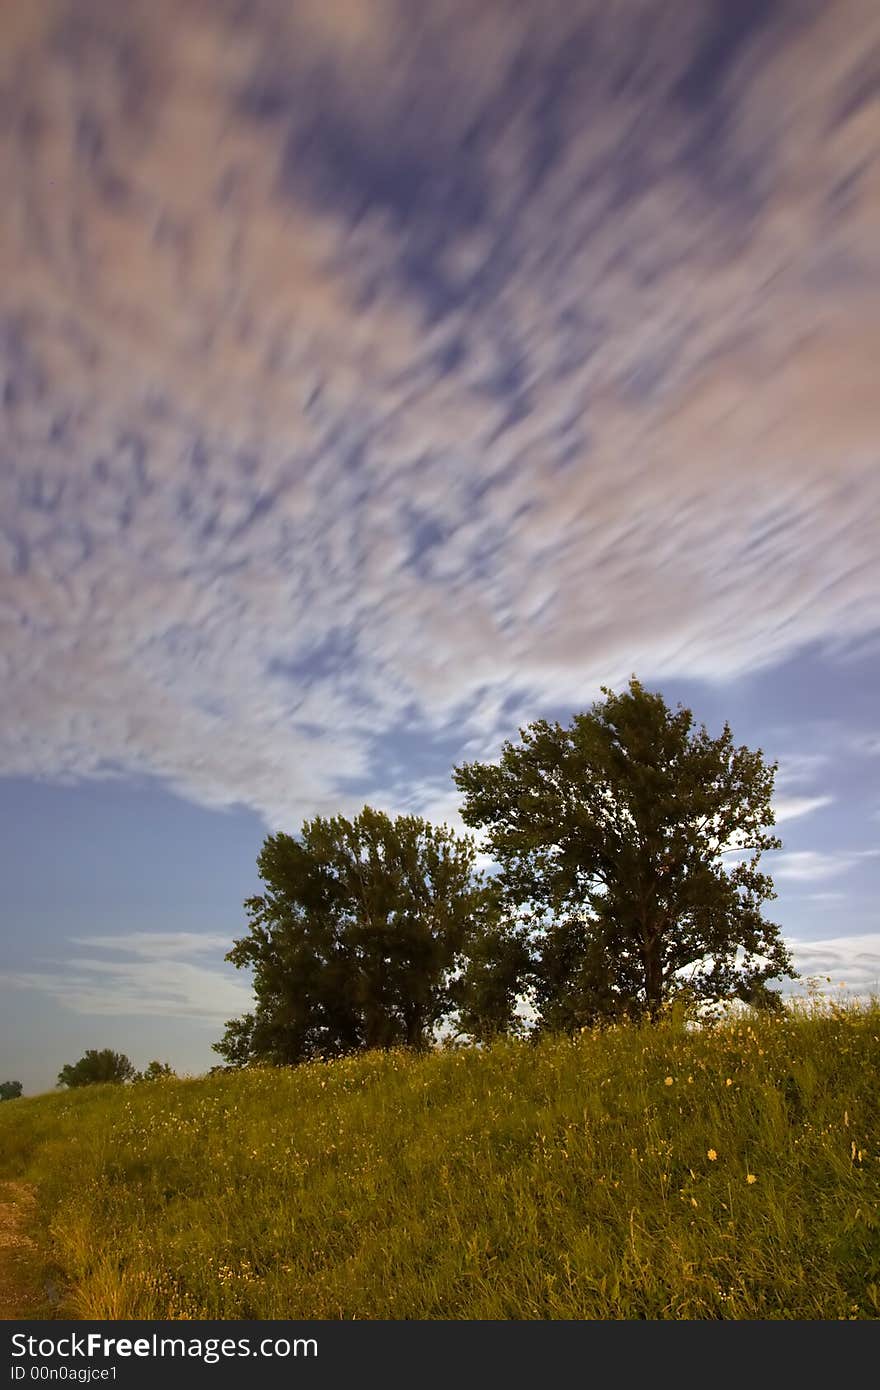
57,1049,136,1088
453,678,795,1026
215,805,490,1067
0,1079,23,1100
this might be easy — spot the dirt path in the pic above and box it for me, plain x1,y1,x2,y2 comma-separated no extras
0,1181,50,1318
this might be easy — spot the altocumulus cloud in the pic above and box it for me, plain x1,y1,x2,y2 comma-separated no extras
1,0,879,829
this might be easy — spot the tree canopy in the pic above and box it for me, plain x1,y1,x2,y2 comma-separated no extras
134,1060,175,1083
453,677,794,1026
0,1079,23,1100
215,805,489,1067
57,1049,136,1088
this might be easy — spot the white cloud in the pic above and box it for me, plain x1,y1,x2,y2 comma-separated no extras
0,935,251,1022
774,849,880,882
70,933,234,960
774,753,832,791
772,795,834,824
785,933,880,1000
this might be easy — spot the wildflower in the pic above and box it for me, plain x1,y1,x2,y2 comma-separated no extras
725,1078,733,1086
707,1148,717,1161
746,1173,757,1184
664,1076,674,1086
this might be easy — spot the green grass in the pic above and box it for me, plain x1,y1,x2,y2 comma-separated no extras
2,1001,879,1319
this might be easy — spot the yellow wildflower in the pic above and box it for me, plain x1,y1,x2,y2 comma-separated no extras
707,1148,718,1161
746,1173,757,1184
665,1076,674,1086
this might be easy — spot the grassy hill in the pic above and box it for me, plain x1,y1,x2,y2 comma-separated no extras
1,1000,878,1319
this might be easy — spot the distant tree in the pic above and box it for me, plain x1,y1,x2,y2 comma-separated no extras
57,1049,136,1088
134,1060,175,1083
215,805,491,1067
0,1079,23,1100
453,677,795,1026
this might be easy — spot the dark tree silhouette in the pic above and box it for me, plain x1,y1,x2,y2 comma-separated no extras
57,1049,136,1088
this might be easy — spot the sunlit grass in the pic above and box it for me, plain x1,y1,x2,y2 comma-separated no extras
1,997,878,1319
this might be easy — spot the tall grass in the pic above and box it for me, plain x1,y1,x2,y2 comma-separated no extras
2,999,878,1319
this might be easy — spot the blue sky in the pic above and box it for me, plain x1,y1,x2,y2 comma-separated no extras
1,0,878,1093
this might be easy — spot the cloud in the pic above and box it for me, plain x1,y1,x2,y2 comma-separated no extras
0,934,251,1022
772,795,834,824
774,753,832,791
0,1,878,829
774,849,880,883
785,933,880,1000
70,932,234,960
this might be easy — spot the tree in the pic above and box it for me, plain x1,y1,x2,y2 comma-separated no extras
134,1060,175,1082
57,1049,136,1088
453,677,795,1026
449,911,533,1043
215,805,490,1067
0,1079,23,1100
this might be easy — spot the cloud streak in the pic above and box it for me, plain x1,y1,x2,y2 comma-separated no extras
0,933,251,1022
783,933,880,1001
774,849,880,883
0,0,878,829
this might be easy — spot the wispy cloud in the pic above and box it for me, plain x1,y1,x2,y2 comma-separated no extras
774,849,880,883
785,934,880,1000
0,935,250,1022
772,795,834,824
0,1,878,830
774,754,833,792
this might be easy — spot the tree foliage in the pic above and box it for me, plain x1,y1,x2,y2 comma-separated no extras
0,1079,23,1100
134,1060,175,1083
449,910,532,1043
215,805,489,1067
453,678,794,1028
57,1049,136,1088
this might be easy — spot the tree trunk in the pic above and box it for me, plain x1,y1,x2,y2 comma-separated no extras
643,937,664,1020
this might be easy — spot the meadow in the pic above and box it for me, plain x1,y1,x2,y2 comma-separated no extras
1,998,878,1320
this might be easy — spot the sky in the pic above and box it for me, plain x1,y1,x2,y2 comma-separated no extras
1,0,878,1095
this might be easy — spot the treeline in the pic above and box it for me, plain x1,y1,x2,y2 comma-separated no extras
215,679,795,1069
1,1054,177,1098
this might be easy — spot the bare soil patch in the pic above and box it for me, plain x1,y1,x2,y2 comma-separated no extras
0,1181,51,1319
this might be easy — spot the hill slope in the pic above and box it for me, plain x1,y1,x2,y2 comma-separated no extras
1,1004,878,1319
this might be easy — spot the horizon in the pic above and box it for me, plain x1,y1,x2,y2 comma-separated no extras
1,0,879,1095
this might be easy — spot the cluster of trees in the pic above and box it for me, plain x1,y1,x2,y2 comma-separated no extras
56,1051,175,1089
0,1057,176,1098
215,680,796,1069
